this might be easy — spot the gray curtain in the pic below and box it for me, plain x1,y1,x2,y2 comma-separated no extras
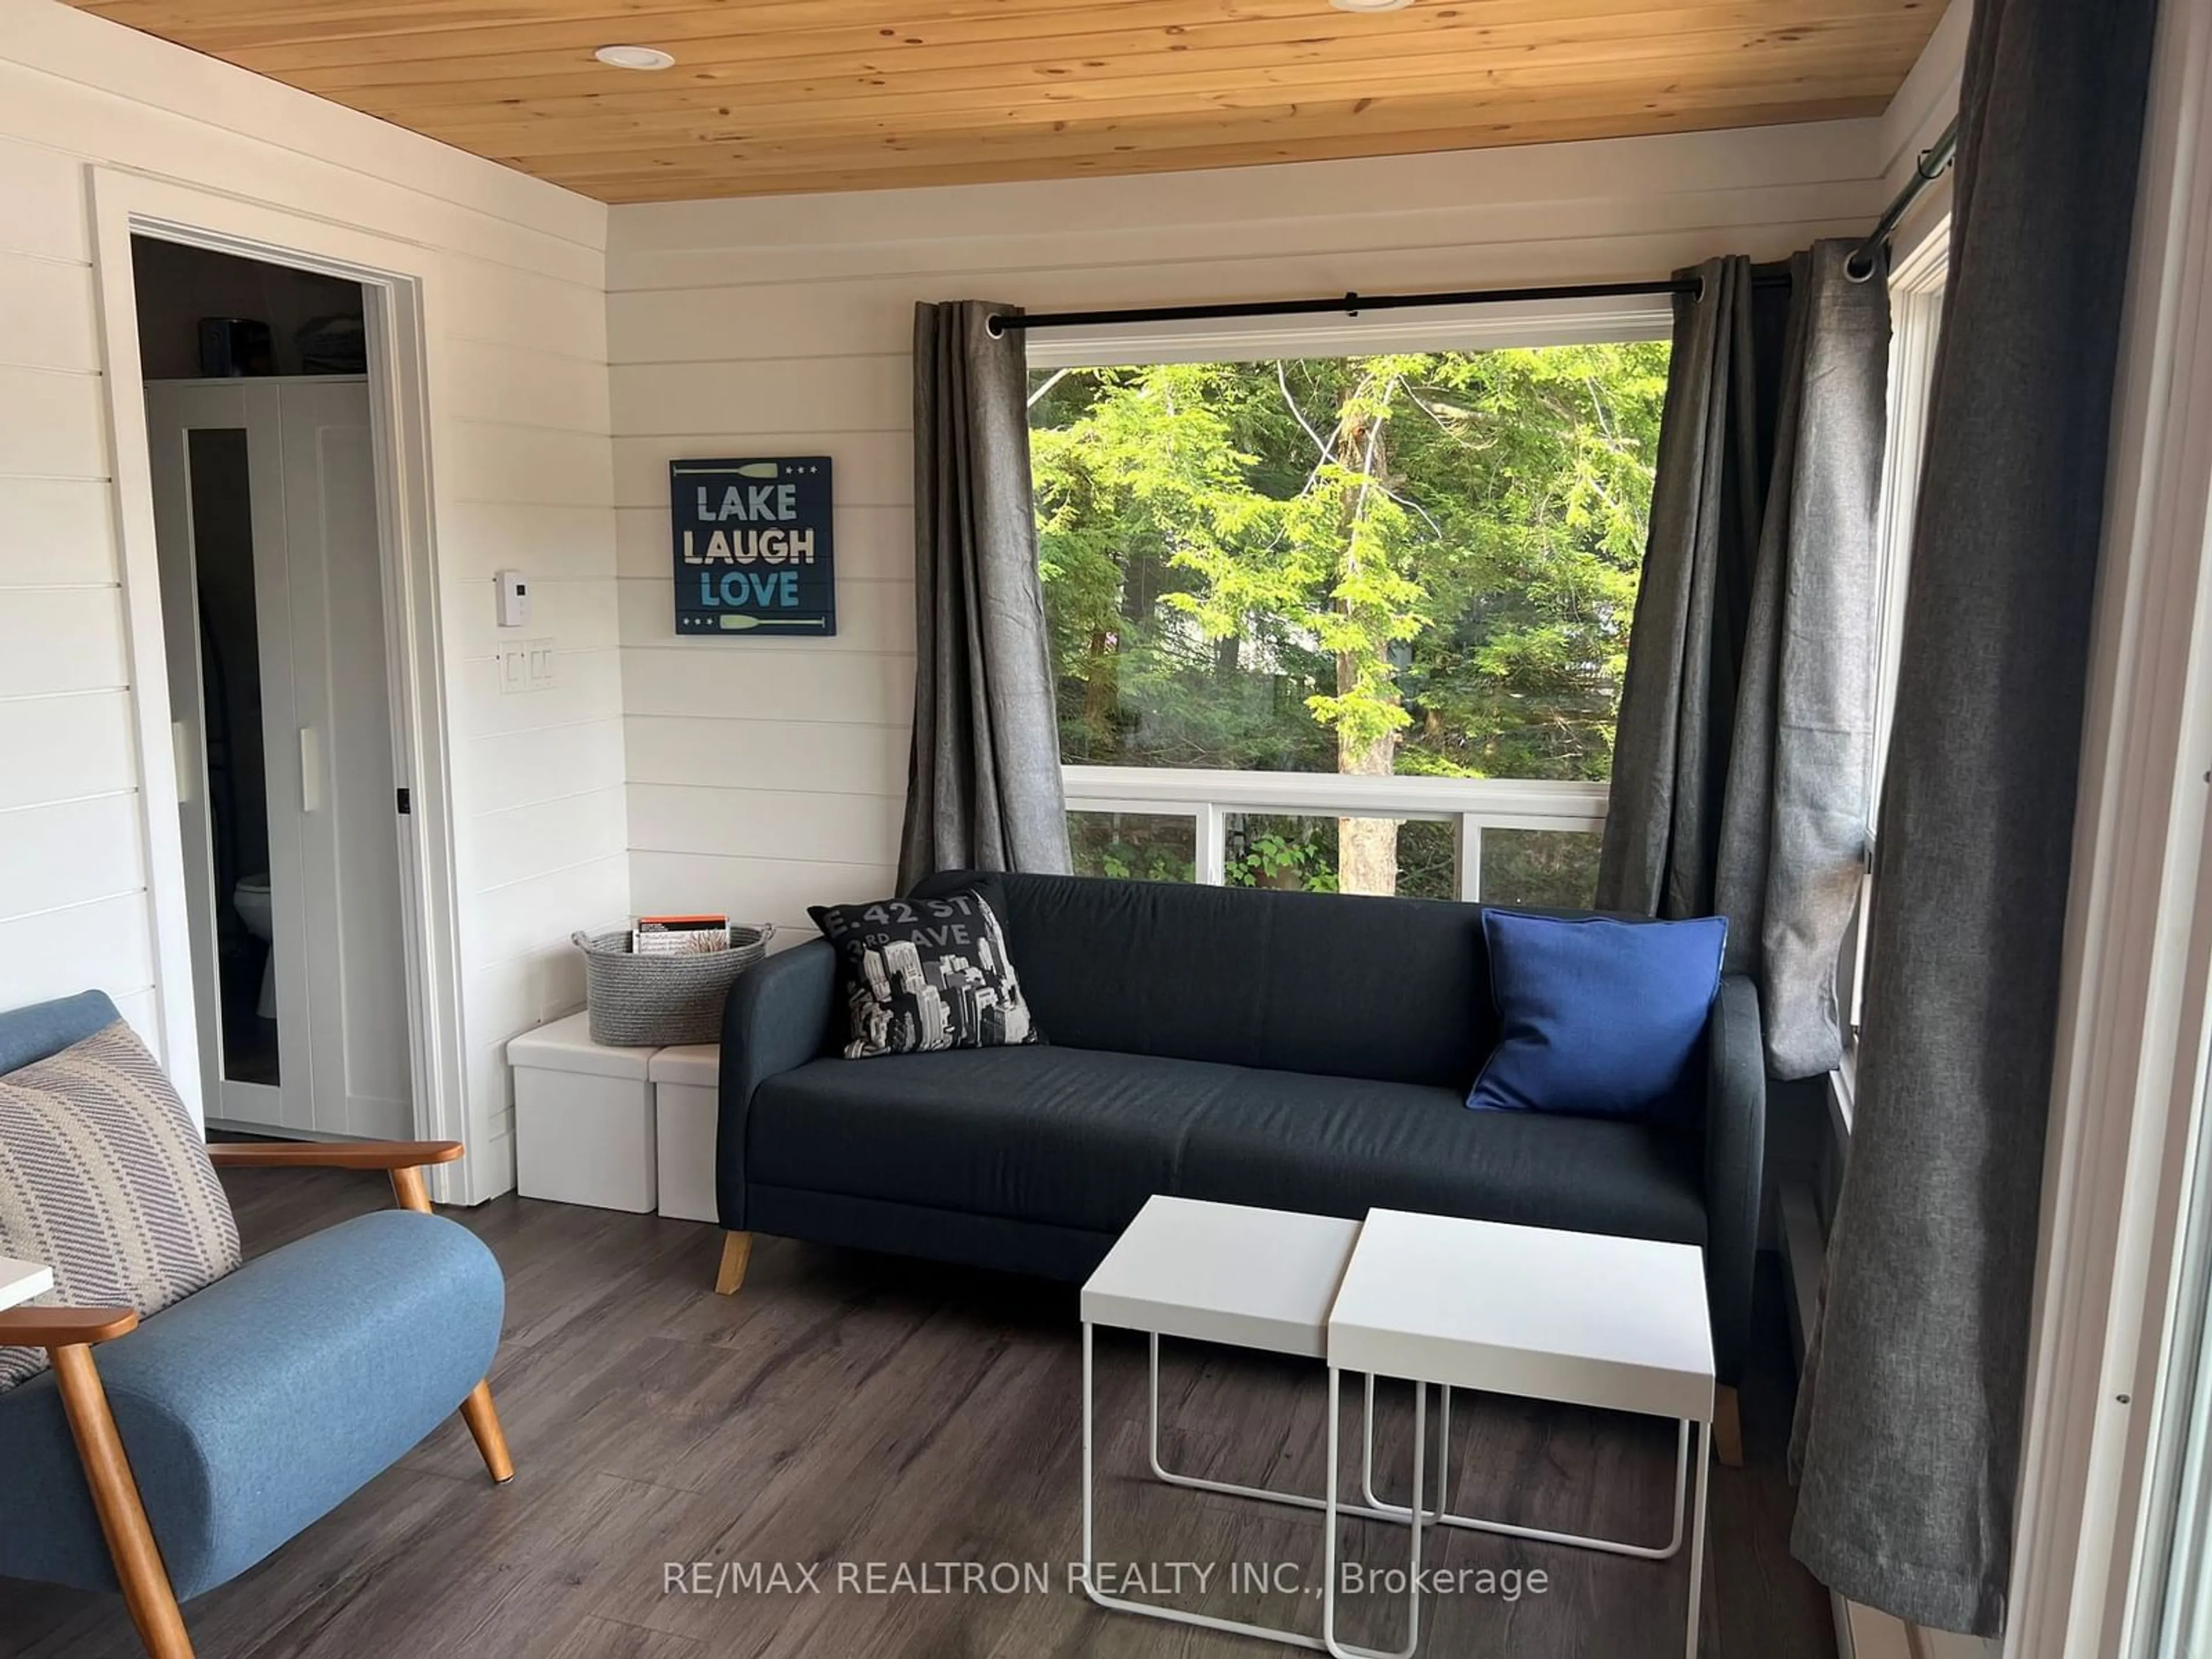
1789,0,2160,1635
1596,244,1890,1078
899,301,1071,889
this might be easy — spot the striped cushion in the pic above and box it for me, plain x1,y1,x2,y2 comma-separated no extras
0,1020,240,1392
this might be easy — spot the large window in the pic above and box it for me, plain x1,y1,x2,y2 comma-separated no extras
1029,342,1669,906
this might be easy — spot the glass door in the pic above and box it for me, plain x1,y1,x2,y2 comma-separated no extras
2130,1029,2212,1654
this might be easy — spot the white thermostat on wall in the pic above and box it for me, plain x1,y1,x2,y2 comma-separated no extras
495,569,529,628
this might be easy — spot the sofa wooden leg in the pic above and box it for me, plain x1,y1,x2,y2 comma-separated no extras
1713,1384,1744,1468
51,1344,196,1659
715,1231,753,1296
459,1379,515,1484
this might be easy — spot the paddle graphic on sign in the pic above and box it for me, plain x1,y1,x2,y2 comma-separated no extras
670,457,836,636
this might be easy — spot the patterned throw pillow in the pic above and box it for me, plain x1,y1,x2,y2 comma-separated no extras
810,888,1041,1059
0,1020,241,1392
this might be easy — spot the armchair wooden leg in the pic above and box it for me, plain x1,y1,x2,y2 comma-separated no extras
459,1380,514,1485
50,1344,195,1659
715,1231,753,1296
390,1166,433,1214
1713,1385,1744,1468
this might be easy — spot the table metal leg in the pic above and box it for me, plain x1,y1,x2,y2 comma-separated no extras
1323,1366,1425,1659
1083,1321,1332,1651
1082,1320,1095,1588
1358,1374,1693,1560
1146,1334,1405,1522
1684,1419,1711,1659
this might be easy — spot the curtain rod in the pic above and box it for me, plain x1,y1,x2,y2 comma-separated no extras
1847,115,1961,281
988,122,1960,336
985,275,1785,336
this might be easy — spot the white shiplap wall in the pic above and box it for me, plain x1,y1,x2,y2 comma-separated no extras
605,119,1899,933
0,0,625,1198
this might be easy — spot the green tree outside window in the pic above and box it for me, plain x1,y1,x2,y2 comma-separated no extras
1031,344,1666,899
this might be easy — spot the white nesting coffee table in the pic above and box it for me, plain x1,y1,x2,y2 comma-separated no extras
1326,1209,1714,1659
1078,1198,1715,1659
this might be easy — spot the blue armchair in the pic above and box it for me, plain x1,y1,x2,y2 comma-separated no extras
0,992,512,1659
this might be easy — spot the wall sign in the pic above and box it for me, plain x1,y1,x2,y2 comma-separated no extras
670,457,835,636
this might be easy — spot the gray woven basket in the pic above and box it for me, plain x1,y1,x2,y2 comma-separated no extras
571,925,774,1047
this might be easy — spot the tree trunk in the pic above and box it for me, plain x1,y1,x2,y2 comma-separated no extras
1336,689,1399,896
1332,388,1399,897
1080,626,1116,751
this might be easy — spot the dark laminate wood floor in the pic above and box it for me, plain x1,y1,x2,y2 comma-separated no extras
1,1171,1835,1659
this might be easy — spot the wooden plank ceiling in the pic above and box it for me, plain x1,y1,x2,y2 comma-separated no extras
69,0,1945,201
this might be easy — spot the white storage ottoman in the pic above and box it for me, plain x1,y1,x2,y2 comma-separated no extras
649,1043,721,1224
507,1012,658,1213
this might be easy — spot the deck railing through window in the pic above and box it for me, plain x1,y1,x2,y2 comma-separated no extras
1060,766,1610,909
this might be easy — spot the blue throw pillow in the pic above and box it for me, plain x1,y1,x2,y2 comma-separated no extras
1467,910,1728,1122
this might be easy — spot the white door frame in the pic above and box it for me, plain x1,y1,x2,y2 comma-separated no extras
2003,0,2212,1649
88,168,469,1190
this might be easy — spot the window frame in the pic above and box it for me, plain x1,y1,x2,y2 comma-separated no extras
1020,293,1675,370
1832,218,1951,1123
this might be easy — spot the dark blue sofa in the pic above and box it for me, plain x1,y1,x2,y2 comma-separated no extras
715,873,1764,1400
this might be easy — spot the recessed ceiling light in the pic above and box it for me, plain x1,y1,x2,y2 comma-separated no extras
1329,0,1414,10
594,44,675,70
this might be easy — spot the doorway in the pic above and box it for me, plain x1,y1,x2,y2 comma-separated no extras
134,238,411,1139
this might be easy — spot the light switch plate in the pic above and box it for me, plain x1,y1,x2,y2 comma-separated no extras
499,646,529,695
525,638,556,691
